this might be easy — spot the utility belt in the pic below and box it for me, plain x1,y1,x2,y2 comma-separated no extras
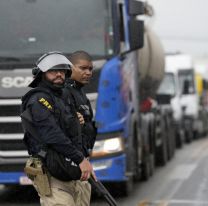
24,157,51,196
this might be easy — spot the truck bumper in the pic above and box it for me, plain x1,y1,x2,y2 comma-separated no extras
91,154,127,182
0,172,31,185
0,154,127,184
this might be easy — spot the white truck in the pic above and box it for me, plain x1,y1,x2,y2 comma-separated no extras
158,53,203,145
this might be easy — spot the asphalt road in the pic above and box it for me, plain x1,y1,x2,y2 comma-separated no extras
1,137,208,206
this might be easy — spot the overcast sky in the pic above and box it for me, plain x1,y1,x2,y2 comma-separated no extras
147,0,208,59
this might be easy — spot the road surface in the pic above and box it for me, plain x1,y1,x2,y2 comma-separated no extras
1,137,208,206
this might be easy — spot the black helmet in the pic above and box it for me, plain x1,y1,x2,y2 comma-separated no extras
29,51,73,88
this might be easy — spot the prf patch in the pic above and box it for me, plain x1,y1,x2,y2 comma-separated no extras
38,98,52,110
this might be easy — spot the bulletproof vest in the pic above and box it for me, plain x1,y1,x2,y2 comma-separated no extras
22,87,83,152
67,85,93,122
64,84,97,153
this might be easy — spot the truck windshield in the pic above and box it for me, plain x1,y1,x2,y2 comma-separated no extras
0,0,114,59
178,69,195,95
157,73,176,96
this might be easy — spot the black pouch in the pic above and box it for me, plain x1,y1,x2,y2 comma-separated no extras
45,148,81,181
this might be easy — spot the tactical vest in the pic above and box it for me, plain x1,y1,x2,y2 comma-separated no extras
21,87,83,153
64,85,97,154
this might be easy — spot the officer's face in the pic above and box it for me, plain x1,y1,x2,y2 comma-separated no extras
44,69,66,85
71,59,93,85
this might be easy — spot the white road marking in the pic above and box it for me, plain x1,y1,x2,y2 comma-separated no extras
154,199,208,205
139,199,208,205
169,164,197,180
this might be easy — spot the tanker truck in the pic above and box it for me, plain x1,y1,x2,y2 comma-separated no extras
0,0,175,195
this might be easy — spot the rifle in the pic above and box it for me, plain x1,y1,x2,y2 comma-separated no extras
88,176,118,206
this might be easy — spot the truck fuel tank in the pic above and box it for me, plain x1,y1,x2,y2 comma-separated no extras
137,26,165,101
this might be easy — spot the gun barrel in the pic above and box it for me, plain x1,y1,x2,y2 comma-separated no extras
88,177,118,206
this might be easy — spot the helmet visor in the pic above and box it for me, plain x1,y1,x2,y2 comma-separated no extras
37,53,73,72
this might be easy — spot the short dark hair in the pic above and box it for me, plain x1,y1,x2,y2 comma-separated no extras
69,50,92,64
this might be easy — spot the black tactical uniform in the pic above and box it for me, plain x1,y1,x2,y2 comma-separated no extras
21,52,94,206
21,81,85,166
64,79,97,157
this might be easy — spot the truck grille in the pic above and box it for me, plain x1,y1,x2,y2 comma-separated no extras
0,123,23,133
0,105,20,116
0,140,26,151
0,99,27,169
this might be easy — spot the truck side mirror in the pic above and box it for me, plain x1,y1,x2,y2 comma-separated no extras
129,0,144,16
128,1,144,50
129,19,144,50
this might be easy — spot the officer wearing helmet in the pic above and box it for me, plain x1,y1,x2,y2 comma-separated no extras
21,52,95,206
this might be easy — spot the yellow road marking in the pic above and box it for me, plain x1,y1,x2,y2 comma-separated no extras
157,200,168,206
138,200,149,206
138,200,169,206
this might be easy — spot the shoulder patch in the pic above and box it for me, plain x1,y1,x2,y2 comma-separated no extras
38,97,53,110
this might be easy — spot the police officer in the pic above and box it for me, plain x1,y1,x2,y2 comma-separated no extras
21,51,95,206
64,51,97,158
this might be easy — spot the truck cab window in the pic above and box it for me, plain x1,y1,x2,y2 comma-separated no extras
178,70,195,95
157,73,176,96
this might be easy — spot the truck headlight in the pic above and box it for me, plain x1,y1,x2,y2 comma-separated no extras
92,137,124,157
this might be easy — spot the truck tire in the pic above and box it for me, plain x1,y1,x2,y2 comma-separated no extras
120,123,138,196
185,129,193,143
166,116,176,160
176,129,184,148
141,153,151,181
141,152,155,180
157,138,167,166
149,153,155,176
132,126,142,182
117,177,134,196
156,118,168,166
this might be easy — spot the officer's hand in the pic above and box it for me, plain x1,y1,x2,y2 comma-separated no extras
79,158,93,181
77,112,85,125
86,157,97,181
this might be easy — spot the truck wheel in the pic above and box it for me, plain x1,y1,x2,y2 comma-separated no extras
155,116,168,166
133,148,141,182
185,130,193,143
167,121,176,160
133,131,141,182
176,129,184,148
141,154,151,181
149,153,155,176
118,177,134,196
156,131,168,166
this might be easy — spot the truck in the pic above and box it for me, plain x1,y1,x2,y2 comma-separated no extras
157,54,186,147
194,59,208,134
195,73,208,137
0,0,175,195
158,53,207,145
